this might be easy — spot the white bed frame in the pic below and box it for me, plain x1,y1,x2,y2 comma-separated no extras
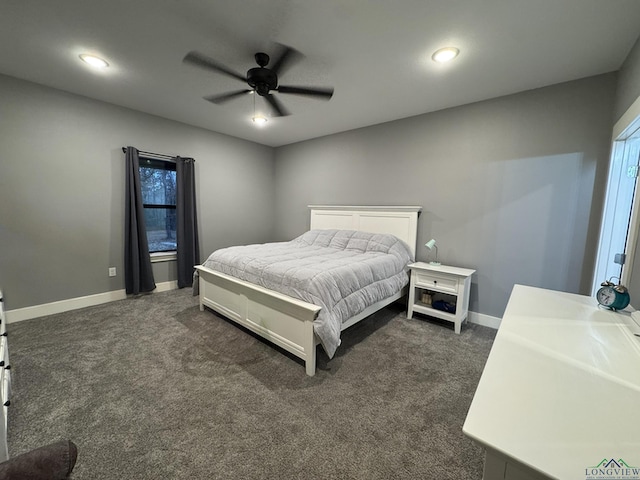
196,205,422,376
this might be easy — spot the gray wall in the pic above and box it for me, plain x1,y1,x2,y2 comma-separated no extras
0,74,275,310
615,35,640,122
274,74,617,319
0,70,625,320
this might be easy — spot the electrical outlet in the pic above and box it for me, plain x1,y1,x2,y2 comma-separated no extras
108,267,117,277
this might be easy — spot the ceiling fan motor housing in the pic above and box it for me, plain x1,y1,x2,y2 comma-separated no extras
247,67,277,96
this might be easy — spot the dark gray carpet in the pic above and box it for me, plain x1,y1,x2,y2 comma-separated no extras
7,289,495,479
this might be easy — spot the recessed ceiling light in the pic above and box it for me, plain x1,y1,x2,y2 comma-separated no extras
252,115,268,126
432,47,459,63
79,54,109,68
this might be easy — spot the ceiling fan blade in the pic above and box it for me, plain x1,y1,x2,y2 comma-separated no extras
269,43,304,76
277,85,334,100
264,94,290,117
203,90,252,105
183,51,246,82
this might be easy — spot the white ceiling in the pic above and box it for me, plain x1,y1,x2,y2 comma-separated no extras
2,1,640,147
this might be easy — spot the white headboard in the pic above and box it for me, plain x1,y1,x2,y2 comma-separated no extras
308,205,422,257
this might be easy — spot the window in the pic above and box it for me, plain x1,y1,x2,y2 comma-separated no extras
139,157,176,253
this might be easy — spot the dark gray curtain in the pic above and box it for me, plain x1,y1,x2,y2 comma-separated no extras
124,147,156,294
175,157,200,288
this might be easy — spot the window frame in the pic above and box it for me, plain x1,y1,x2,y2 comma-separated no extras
138,156,177,258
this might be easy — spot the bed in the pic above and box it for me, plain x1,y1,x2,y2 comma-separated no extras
195,205,422,375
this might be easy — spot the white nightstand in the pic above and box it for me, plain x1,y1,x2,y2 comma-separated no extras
406,262,475,334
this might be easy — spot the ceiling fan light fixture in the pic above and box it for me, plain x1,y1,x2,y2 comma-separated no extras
252,115,268,126
432,47,459,63
79,54,109,68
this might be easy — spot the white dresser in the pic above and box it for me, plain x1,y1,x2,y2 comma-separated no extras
463,284,640,480
0,290,10,463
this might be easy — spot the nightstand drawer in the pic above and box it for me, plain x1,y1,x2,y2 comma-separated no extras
414,272,459,294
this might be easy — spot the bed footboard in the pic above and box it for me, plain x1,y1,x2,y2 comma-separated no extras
196,265,322,376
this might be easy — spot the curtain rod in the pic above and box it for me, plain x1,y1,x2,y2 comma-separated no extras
121,147,186,161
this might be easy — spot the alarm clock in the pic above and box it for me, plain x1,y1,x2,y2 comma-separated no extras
596,280,631,311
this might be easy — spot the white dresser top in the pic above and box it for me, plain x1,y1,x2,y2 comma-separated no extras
463,284,640,479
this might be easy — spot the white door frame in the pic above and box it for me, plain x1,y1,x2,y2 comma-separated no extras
606,95,640,290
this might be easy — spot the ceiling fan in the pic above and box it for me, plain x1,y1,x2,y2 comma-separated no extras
182,44,334,117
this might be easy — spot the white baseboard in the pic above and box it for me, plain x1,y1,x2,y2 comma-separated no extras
155,280,178,293
468,311,501,330
7,283,500,330
5,281,179,323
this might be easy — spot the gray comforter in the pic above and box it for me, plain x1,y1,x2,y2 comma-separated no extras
202,229,414,358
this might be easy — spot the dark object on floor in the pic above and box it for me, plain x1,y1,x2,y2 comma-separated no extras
0,440,77,480
432,299,456,314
